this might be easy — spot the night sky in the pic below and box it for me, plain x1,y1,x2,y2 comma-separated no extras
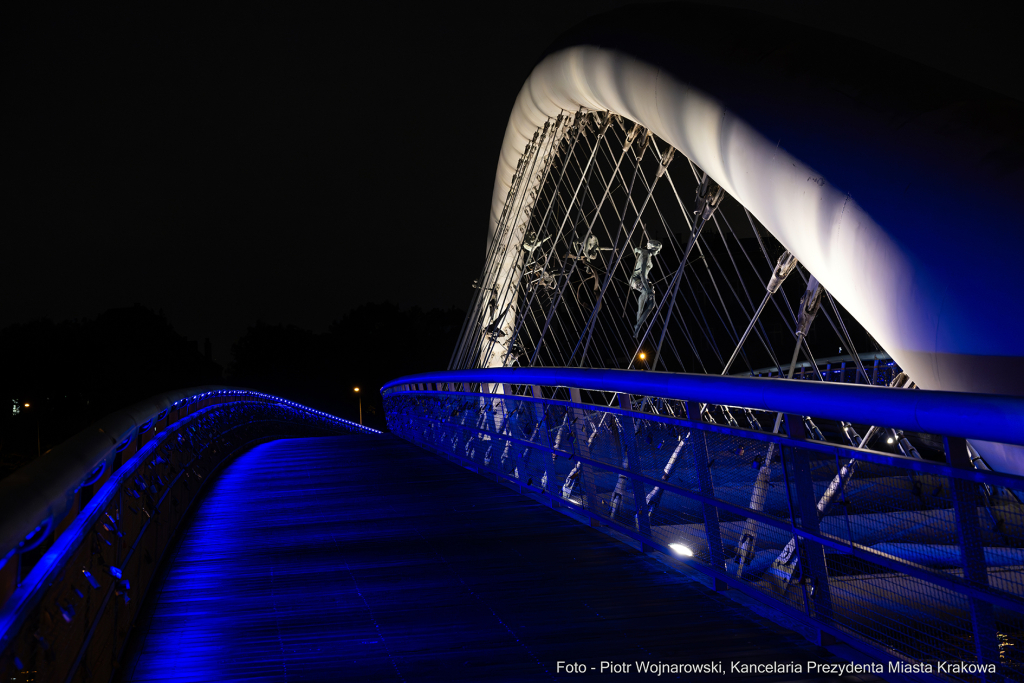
5,1,1017,366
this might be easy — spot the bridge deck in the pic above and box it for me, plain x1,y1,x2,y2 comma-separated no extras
117,434,885,682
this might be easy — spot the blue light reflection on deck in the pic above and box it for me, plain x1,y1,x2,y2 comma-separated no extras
120,434,883,681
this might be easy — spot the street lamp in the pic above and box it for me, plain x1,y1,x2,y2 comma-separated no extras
354,387,362,425
22,402,40,457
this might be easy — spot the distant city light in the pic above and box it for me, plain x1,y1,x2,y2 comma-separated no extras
668,543,693,557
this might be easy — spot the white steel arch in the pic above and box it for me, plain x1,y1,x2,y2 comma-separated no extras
483,46,1022,472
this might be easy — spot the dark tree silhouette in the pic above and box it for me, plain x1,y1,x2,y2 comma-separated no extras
0,305,222,479
229,303,464,430
1,301,463,481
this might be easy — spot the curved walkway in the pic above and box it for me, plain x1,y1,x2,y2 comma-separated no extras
117,435,886,682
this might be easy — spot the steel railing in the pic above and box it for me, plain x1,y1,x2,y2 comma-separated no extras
383,368,1024,680
0,387,378,681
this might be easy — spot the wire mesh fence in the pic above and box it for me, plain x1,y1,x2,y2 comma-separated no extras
385,383,1024,681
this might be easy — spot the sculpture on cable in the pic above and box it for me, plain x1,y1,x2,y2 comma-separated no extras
566,234,612,274
471,281,499,323
521,229,556,292
522,230,549,254
573,244,604,295
483,298,514,340
525,264,558,293
503,340,525,366
630,239,662,338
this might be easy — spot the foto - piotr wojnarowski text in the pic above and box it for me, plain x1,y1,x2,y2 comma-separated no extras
555,660,998,675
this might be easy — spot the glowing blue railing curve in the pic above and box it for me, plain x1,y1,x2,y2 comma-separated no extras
383,368,1024,679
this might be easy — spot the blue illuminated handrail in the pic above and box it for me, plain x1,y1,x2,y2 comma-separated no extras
0,387,377,566
384,371,1024,673
0,390,380,676
382,368,1024,447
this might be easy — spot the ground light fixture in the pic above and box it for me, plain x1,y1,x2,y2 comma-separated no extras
668,543,693,557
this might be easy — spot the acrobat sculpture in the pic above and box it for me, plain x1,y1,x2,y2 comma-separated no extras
630,239,662,338
568,234,612,273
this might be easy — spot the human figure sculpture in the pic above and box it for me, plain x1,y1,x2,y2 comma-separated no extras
484,299,513,339
630,239,662,338
522,230,549,254
567,234,612,273
504,340,524,366
486,287,498,322
527,268,557,292
470,281,498,321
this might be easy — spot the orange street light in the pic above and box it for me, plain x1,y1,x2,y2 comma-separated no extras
638,351,650,370
21,402,39,456
354,387,362,425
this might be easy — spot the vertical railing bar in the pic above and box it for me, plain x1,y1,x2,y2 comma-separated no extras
617,393,653,550
945,435,999,670
685,401,727,591
783,415,833,635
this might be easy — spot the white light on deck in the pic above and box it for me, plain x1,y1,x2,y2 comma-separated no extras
669,543,693,557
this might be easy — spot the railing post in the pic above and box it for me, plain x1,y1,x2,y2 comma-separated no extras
532,384,563,495
783,414,834,631
527,385,550,488
616,393,653,551
686,401,726,589
945,436,999,672
568,387,600,521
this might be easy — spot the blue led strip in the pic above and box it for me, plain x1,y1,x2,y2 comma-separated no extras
382,368,1024,447
383,374,1024,672
0,391,379,651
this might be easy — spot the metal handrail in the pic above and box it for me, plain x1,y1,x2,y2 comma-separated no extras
401,385,1024,492
382,368,1024,447
0,391,376,678
384,375,1024,674
735,351,893,378
0,387,375,563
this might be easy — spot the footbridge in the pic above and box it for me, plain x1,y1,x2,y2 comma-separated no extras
2,3,1022,681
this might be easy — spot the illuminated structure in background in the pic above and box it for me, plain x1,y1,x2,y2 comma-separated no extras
394,4,1024,674
449,5,1022,470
